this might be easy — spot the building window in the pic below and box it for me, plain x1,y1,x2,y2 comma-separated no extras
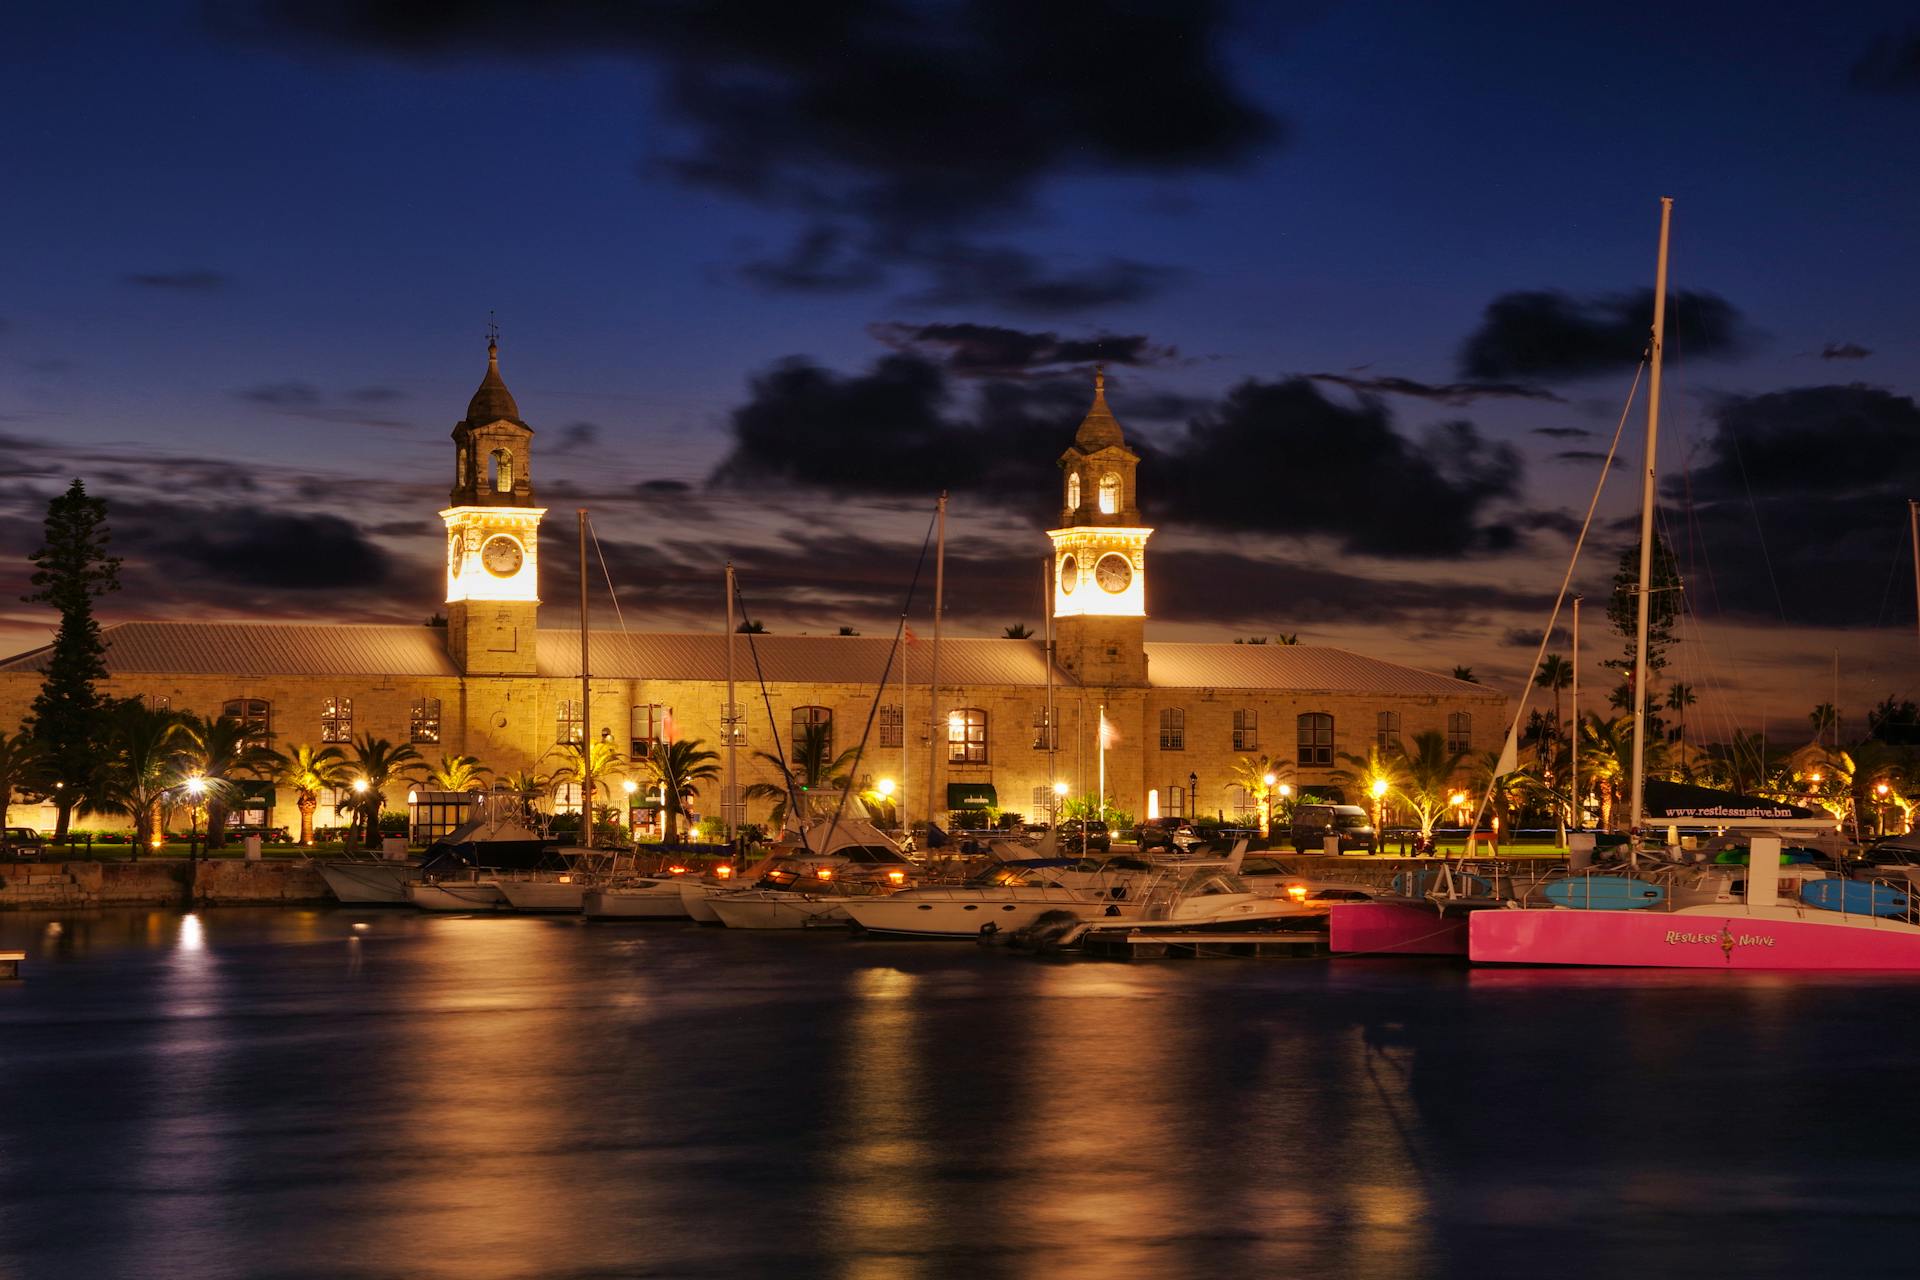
1297,712,1334,766
411,698,441,744
792,705,832,755
1447,712,1472,754
720,783,746,826
1232,709,1258,751
553,781,582,814
147,694,171,712
948,708,988,764
721,701,746,747
1377,711,1401,751
1098,472,1120,514
320,696,353,744
879,704,903,749
489,448,513,492
1226,784,1254,819
1067,471,1080,509
1032,707,1058,750
1166,785,1185,818
222,697,272,749
631,703,666,754
1159,707,1185,751
556,698,583,745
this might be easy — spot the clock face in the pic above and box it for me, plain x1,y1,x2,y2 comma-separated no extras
1094,553,1133,594
480,535,525,578
1059,554,1078,593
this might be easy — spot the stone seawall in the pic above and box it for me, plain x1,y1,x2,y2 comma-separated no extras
0,860,330,910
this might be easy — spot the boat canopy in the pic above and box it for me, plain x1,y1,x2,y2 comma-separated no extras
1641,780,1833,830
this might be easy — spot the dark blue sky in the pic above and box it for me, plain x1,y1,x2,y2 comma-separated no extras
4,0,1918,736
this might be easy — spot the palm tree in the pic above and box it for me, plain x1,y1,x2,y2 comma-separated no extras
85,702,187,849
496,769,546,823
1003,623,1033,639
642,738,722,842
736,619,767,634
1665,682,1697,763
1228,753,1292,829
270,743,352,846
1394,730,1470,842
1808,702,1836,748
1452,665,1477,683
543,740,625,827
345,734,425,845
742,721,860,828
178,713,278,849
1335,744,1409,842
1577,713,1635,829
0,731,50,832
1534,654,1572,744
425,753,492,792
1466,749,1535,850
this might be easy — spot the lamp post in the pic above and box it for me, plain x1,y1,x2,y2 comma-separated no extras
351,777,370,849
186,775,206,863
622,778,639,840
1261,772,1277,838
1052,780,1068,829
1370,777,1388,856
1877,781,1891,837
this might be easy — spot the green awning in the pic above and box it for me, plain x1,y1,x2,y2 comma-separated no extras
947,783,997,810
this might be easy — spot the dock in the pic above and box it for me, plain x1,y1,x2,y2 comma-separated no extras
1081,930,1330,960
0,950,23,979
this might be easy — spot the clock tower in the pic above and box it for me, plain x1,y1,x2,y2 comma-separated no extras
441,338,545,676
1049,369,1151,687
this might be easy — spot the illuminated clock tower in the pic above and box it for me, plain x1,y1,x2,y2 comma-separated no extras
441,338,545,675
1049,369,1151,686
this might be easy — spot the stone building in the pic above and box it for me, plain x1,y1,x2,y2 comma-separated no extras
0,342,1503,835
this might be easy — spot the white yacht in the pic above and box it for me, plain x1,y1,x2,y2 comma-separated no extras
703,816,919,930
839,856,1162,939
406,871,510,911
315,853,421,905
583,877,693,920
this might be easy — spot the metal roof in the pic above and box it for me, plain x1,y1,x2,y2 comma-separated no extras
1142,643,1494,697
0,622,461,678
535,631,1069,687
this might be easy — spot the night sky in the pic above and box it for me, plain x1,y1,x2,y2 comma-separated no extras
5,1,1918,740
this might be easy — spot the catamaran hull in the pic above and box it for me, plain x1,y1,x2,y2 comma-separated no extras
495,880,587,913
317,861,418,904
1469,907,1920,969
406,881,508,912
707,897,847,930
1329,902,1471,956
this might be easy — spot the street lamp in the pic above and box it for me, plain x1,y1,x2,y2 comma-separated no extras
1188,771,1198,825
1261,772,1277,838
186,775,206,866
1370,777,1388,854
351,777,370,848
1052,779,1068,827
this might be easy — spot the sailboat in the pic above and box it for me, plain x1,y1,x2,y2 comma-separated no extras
1468,200,1920,969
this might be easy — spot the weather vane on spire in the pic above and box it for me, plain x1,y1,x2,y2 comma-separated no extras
487,310,499,348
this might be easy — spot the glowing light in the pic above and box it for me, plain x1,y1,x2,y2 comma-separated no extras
877,778,896,798
815,867,834,881
1286,884,1309,902
886,869,906,885
1371,779,1389,799
150,836,163,849
1278,784,1292,798
715,865,734,879
668,865,687,875
1053,781,1069,797
352,778,369,794
178,913,204,952
947,712,964,733
1262,773,1277,788
185,775,206,797
1449,792,1466,807
1810,773,1823,785
1877,783,1891,796
557,875,572,884
622,779,638,794
407,790,418,804
1147,789,1160,820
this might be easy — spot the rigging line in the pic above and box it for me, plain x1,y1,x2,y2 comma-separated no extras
1462,358,1645,847
1872,522,1907,628
585,518,629,635
729,574,794,822
818,504,941,851
1724,413,1789,624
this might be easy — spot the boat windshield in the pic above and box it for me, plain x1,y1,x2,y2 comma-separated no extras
1178,871,1248,896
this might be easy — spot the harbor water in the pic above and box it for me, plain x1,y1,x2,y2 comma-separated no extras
2,908,1919,1278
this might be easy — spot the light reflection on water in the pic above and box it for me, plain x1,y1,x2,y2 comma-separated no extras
2,911,1920,1278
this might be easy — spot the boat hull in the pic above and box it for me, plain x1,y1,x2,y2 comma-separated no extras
582,885,689,920
317,861,418,904
495,880,587,913
1329,902,1470,956
406,881,508,912
1470,906,1920,969
843,896,1116,939
678,882,729,924
707,896,847,930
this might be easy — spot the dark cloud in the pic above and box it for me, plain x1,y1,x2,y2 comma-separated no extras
1663,385,1920,624
1458,288,1750,381
711,355,1524,559
1820,342,1872,360
870,322,1172,378
1308,371,1563,406
1531,426,1592,439
1551,449,1620,468
122,269,227,290
638,479,692,494
550,421,601,454
139,510,391,590
234,381,411,428
234,0,1276,310
1850,30,1920,92
1500,626,1570,649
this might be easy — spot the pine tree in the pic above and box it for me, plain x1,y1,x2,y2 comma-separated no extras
22,480,121,841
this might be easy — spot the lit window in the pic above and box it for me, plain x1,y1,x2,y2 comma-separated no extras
321,696,353,744
556,698,583,745
1032,707,1057,750
631,703,667,753
1376,711,1401,751
721,700,746,747
1067,472,1081,509
222,697,272,750
1159,707,1185,751
948,708,988,764
1232,709,1258,751
411,698,441,744
490,448,513,492
456,444,468,486
875,704,903,749
1447,712,1472,754
1098,472,1120,514
147,694,171,712
1226,784,1254,818
1297,713,1334,766
1166,785,1185,818
792,706,833,755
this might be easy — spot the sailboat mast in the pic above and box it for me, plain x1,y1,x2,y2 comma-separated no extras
1627,196,1674,846
725,561,737,857
1910,498,1920,652
1570,594,1581,831
899,601,909,841
1043,558,1056,811
578,508,593,850
925,492,946,843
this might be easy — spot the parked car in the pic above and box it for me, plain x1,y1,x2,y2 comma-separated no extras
227,824,292,844
0,827,45,860
1135,818,1204,853
1290,804,1376,854
1057,819,1111,853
